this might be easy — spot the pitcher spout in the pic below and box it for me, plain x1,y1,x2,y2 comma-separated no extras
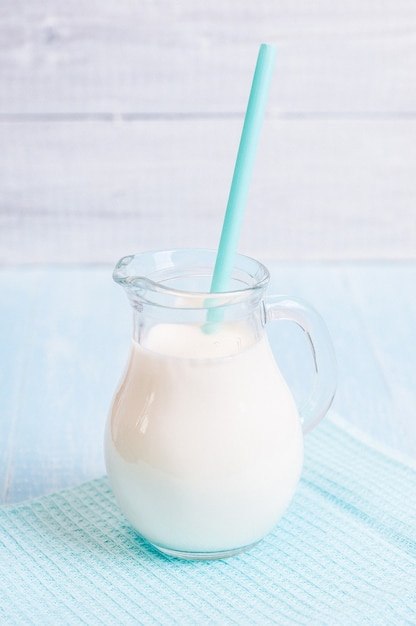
112,254,152,307
113,254,137,285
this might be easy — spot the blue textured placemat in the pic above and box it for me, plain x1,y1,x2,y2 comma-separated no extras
1,414,415,625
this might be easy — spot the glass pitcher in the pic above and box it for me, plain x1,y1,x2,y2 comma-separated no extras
105,249,336,560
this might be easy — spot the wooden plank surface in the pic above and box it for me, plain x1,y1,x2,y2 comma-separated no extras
1,263,415,504
1,4,415,506
1,117,415,263
1,2,416,263
1,1,416,114
0,267,130,504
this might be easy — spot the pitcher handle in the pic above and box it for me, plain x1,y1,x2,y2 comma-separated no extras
263,295,337,433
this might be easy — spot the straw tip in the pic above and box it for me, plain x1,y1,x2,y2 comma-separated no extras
258,43,277,67
260,43,277,53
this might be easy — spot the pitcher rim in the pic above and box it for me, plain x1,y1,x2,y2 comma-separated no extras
113,248,270,304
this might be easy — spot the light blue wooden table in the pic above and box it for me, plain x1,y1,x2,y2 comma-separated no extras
1,261,415,505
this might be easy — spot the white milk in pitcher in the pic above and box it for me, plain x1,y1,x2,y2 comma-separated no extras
105,322,303,555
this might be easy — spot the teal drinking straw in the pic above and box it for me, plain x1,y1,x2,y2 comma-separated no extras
210,43,277,295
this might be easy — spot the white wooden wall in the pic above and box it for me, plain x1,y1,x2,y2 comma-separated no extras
1,1,415,263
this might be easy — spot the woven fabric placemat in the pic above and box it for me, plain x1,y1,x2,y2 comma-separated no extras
1,414,415,625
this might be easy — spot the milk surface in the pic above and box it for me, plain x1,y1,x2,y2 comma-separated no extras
106,322,303,554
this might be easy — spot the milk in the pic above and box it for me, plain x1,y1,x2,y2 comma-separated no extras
105,321,303,555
